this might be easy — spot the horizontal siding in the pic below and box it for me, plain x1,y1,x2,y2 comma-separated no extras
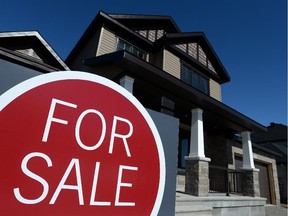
198,45,207,66
97,27,116,56
188,43,197,59
209,79,222,101
163,50,181,79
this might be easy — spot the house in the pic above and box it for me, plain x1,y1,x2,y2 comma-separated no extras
0,31,69,95
0,11,282,215
65,11,281,214
252,123,287,204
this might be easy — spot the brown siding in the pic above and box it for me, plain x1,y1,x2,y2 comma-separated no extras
148,30,156,42
198,45,207,66
176,44,186,53
96,27,116,56
209,79,222,101
188,43,197,59
163,49,181,79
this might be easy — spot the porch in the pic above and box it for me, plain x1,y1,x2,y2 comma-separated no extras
176,167,266,216
175,190,266,216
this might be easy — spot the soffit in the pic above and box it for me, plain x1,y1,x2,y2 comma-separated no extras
154,32,230,84
0,31,69,70
84,51,266,133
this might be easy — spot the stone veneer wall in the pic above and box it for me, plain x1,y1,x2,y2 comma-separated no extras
185,158,210,196
231,146,281,206
241,170,260,197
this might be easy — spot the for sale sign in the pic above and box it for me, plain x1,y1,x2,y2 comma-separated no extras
0,71,165,216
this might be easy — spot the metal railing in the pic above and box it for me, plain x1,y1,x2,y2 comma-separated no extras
209,165,243,196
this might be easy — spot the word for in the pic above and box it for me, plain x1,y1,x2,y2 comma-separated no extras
13,98,138,206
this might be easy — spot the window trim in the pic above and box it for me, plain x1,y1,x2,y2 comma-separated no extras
116,38,146,59
181,63,210,95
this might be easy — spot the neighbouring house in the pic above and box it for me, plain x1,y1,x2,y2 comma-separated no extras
0,31,69,94
0,11,282,215
252,123,287,204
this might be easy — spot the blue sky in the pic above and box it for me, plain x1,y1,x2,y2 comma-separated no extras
1,0,287,127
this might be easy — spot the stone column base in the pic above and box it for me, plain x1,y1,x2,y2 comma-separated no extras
241,168,260,197
185,156,211,196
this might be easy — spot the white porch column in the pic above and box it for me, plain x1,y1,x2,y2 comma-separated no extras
120,75,134,93
241,131,255,169
185,108,210,196
188,108,207,159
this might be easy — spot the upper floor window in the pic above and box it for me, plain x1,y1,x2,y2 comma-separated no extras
181,64,209,94
116,38,146,59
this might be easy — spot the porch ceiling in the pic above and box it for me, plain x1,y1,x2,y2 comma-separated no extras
84,51,267,133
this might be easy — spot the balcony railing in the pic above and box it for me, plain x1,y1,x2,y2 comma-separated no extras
209,165,243,196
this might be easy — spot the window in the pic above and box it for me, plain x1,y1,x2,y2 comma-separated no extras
116,38,145,59
181,64,209,94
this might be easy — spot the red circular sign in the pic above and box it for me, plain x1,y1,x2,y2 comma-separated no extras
0,71,165,216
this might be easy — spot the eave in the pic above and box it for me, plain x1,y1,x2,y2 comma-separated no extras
84,51,266,133
154,32,231,84
0,31,69,71
66,11,154,65
0,47,63,72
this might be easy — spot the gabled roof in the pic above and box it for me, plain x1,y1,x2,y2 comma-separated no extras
0,31,69,71
109,13,180,33
252,123,287,143
66,10,155,64
66,11,230,84
154,32,230,83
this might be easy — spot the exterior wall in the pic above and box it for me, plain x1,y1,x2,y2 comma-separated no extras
230,146,281,205
163,49,181,79
96,27,117,56
198,45,207,66
277,163,287,203
69,29,101,71
17,48,43,62
0,59,42,94
135,29,165,42
162,50,223,101
96,27,151,62
209,79,222,101
175,43,216,74
149,50,163,69
205,134,228,167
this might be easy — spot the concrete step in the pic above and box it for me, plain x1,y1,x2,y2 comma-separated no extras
175,204,213,216
175,192,267,216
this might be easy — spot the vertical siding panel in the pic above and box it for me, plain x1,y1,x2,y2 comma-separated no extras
163,50,181,79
